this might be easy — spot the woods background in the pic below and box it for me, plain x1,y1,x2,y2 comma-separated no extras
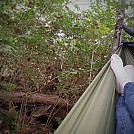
0,0,134,133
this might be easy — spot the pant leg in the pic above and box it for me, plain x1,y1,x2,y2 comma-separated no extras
116,96,134,134
124,82,134,120
116,82,134,134
116,96,125,134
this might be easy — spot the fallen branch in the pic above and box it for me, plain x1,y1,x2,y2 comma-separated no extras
0,92,73,109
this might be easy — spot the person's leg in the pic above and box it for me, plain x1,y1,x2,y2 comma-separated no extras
124,82,134,120
116,96,127,134
110,54,134,133
116,95,134,134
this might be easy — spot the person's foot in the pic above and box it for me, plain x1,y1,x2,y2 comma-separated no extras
110,54,132,94
124,65,134,82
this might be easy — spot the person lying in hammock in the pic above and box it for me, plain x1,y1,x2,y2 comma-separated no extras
110,54,134,134
122,25,134,37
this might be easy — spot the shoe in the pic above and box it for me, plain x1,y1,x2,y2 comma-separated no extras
124,65,134,82
110,54,132,94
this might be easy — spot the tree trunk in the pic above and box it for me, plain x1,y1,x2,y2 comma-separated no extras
111,0,125,54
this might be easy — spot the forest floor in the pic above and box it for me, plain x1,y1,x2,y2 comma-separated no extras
0,60,89,134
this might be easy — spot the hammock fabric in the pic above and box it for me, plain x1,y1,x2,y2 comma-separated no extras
55,45,134,134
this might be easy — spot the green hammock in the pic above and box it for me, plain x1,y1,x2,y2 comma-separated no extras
54,45,134,134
